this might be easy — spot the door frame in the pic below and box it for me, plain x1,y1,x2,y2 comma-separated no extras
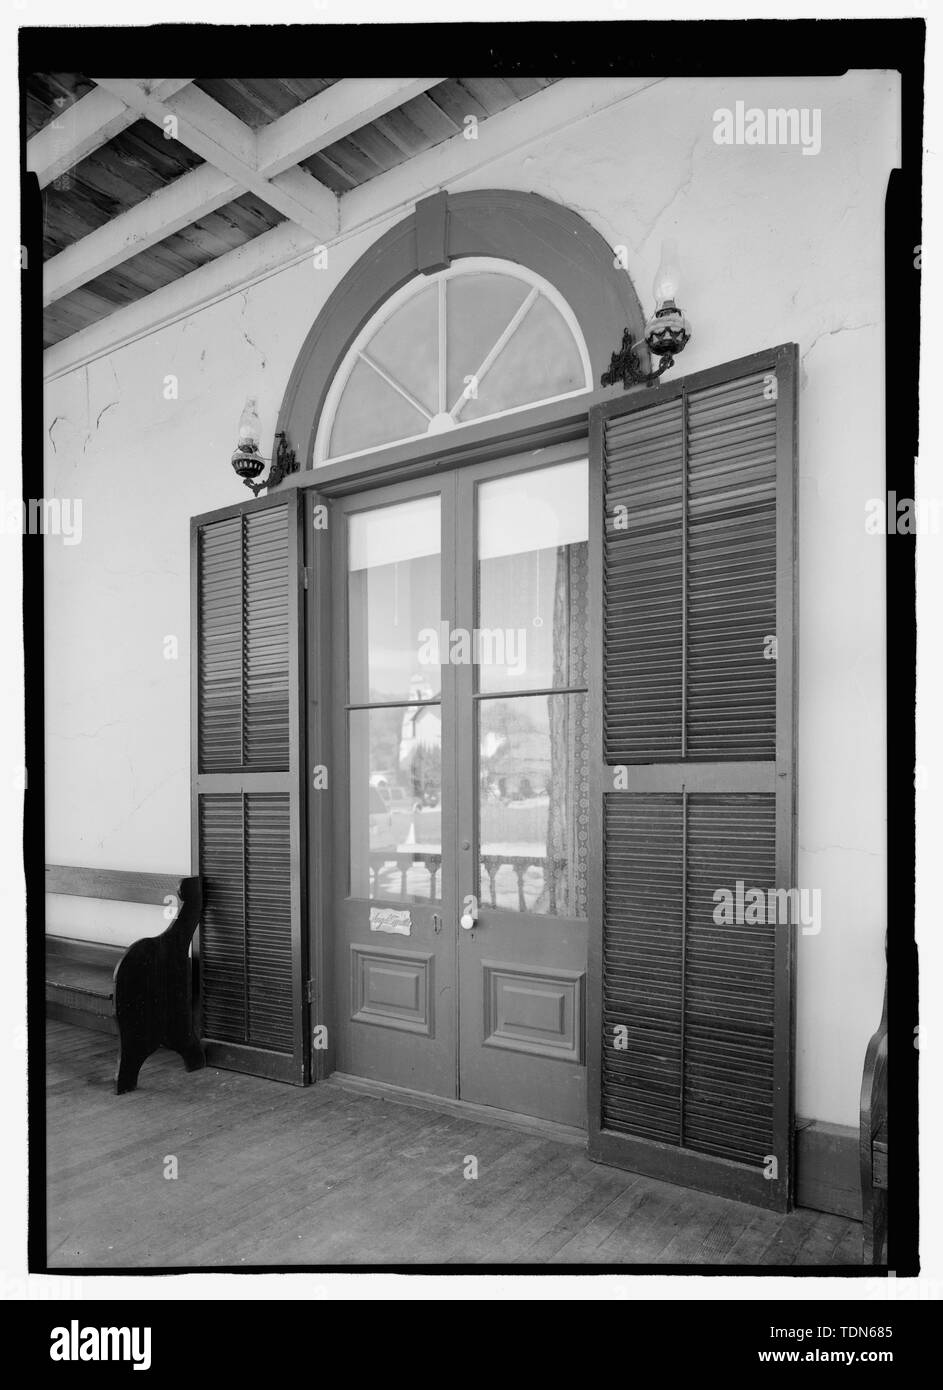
299,347,797,1165
305,421,596,1100
318,443,592,1109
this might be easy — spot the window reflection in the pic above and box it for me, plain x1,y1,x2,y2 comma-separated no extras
478,693,589,918
349,705,443,902
348,496,441,704
477,460,588,693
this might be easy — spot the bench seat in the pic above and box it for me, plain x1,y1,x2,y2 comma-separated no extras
45,868,204,1092
46,960,115,1000
45,937,121,1031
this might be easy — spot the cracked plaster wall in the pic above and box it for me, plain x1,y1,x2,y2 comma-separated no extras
43,71,899,1126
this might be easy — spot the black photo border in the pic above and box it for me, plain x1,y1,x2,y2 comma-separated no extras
19,16,924,1283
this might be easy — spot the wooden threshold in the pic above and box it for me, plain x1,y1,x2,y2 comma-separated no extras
326,1072,587,1147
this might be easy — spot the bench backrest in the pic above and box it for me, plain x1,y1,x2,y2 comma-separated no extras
45,865,192,905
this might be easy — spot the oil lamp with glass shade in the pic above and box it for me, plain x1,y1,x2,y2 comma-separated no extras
230,396,299,496
601,239,692,390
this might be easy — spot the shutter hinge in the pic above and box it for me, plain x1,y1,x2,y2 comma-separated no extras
302,566,311,590
305,979,314,1004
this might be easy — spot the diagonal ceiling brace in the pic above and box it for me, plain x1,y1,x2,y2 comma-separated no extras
26,79,195,190
91,77,340,242
41,79,447,306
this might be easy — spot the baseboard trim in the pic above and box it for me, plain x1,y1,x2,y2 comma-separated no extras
796,1119,861,1220
326,1072,587,1146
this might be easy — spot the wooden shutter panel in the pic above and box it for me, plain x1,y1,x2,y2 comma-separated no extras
191,491,308,1084
588,345,797,1210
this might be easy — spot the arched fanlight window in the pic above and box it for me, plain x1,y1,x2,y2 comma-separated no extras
314,257,593,465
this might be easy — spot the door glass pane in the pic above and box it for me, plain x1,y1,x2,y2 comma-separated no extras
349,705,442,901
478,692,589,917
477,460,588,693
348,496,441,703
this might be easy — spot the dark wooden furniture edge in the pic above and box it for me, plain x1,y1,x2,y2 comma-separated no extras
45,866,205,1094
859,963,888,1264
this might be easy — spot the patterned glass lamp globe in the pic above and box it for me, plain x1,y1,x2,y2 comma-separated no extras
644,239,691,361
231,396,266,482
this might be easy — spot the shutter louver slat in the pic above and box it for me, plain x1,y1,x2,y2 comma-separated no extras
245,793,293,1051
592,346,796,1210
199,791,294,1053
199,793,246,1043
683,793,776,1165
244,509,291,770
601,792,776,1161
198,509,292,774
604,398,684,764
687,373,777,762
198,517,242,772
603,795,683,1145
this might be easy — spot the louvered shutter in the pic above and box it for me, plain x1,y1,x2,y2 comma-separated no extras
191,491,309,1083
588,345,797,1210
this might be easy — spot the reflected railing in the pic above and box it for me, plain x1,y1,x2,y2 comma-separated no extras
366,848,568,912
368,852,442,900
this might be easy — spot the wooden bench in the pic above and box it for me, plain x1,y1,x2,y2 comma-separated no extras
45,866,205,1094
859,968,888,1264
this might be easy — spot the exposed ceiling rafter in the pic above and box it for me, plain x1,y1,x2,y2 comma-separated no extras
26,79,194,190
42,77,447,308
91,78,338,241
42,77,654,380
42,164,238,307
255,78,446,179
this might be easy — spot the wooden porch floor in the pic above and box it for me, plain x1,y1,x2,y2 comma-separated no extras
45,1021,862,1268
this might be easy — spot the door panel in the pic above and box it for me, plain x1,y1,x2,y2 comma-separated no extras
332,478,458,1098
455,451,590,1128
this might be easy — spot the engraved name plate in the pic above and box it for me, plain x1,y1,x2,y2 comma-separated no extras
369,906,412,936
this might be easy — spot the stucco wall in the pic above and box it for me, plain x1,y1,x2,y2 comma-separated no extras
43,71,899,1127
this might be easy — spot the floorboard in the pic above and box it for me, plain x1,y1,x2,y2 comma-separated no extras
44,1020,863,1268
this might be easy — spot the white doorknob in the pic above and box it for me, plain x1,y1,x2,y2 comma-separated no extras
460,913,475,930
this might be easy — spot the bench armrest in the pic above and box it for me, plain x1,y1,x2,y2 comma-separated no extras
112,875,203,1092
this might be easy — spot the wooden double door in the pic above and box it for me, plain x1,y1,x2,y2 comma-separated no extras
195,348,797,1207
331,447,591,1128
